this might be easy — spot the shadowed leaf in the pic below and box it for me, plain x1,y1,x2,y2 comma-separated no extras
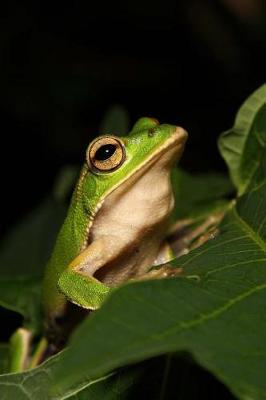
171,169,234,219
0,277,42,332
100,105,130,136
0,344,9,374
218,84,266,195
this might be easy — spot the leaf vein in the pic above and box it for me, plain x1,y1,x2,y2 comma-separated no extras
155,283,266,339
205,258,266,277
233,208,266,252
181,234,249,268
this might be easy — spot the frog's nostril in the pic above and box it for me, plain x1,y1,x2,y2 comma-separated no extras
148,127,157,137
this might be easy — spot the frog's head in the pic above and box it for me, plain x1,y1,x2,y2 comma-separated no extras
76,117,188,225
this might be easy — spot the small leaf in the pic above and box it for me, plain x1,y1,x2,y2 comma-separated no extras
0,277,42,332
171,169,234,219
51,182,266,400
0,198,66,278
0,165,78,278
218,84,266,195
100,105,130,136
0,166,77,330
0,343,9,374
53,165,79,202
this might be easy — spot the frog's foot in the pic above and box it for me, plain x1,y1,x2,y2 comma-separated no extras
152,241,174,266
169,213,223,257
132,265,183,282
9,328,49,372
9,328,32,372
28,337,48,369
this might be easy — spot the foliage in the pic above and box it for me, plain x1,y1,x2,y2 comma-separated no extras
0,87,265,399
219,84,266,195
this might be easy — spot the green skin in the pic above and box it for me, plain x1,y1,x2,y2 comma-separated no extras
42,117,185,323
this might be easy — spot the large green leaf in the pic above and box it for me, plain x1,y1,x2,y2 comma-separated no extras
218,84,266,195
50,182,266,400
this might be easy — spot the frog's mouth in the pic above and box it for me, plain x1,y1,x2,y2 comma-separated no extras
81,127,188,284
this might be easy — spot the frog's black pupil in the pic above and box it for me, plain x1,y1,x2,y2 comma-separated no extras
95,144,117,161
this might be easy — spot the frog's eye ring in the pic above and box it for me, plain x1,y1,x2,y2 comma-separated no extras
87,136,126,172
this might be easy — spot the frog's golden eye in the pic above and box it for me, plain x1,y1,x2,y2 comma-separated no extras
87,136,125,172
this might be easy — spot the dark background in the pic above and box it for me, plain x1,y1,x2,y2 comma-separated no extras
1,1,266,235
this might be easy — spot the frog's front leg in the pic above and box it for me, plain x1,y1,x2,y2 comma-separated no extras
58,236,124,310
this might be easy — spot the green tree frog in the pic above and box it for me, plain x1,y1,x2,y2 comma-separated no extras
10,117,188,370
43,117,187,340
